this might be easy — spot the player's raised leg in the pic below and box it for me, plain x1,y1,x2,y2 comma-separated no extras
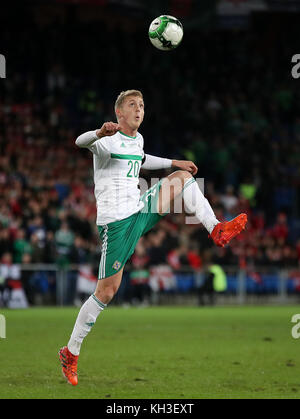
59,267,124,386
157,170,247,247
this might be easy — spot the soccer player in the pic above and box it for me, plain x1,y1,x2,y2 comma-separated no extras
59,89,247,385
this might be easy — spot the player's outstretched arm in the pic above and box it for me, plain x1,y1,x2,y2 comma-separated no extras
142,154,172,170
75,122,121,148
142,155,198,176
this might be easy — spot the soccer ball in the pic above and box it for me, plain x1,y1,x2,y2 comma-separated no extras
148,15,183,51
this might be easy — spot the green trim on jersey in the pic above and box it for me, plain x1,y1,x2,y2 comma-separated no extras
111,153,142,161
119,131,137,139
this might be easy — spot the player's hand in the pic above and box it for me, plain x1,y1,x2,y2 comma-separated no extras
96,122,121,138
172,160,198,176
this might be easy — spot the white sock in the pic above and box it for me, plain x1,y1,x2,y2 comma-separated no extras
67,294,107,356
182,177,219,234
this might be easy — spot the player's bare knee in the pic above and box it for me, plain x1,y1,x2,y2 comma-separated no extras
94,289,114,304
170,170,193,192
172,170,193,181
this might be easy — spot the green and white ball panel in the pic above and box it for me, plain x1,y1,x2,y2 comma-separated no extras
150,37,169,51
148,15,183,51
164,22,183,44
149,17,162,33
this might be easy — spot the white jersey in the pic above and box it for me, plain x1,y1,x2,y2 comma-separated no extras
87,131,145,225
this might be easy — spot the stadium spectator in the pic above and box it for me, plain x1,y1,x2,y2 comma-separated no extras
54,221,75,266
0,252,28,308
20,253,35,305
13,229,32,263
197,250,227,306
0,228,13,259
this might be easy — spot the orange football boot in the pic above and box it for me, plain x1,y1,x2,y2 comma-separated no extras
58,346,79,386
210,213,247,247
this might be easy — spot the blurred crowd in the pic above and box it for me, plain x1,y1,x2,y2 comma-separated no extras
1,4,300,305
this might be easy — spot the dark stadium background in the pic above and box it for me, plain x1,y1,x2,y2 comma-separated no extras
1,0,300,308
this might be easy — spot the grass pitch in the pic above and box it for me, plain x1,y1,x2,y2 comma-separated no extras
0,305,300,399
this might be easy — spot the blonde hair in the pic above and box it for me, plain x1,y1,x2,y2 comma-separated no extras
114,90,143,113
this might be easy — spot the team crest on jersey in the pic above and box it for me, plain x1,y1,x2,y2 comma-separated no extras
112,260,121,270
